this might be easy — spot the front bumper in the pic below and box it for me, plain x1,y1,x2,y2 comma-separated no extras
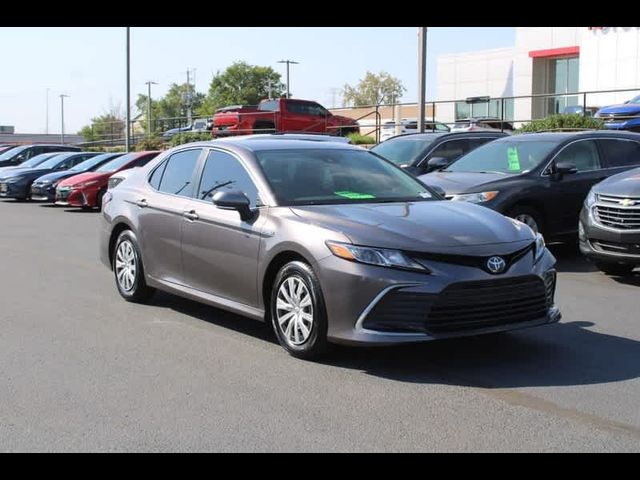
30,184,56,202
579,208,640,265
316,247,560,345
601,117,640,130
55,186,96,207
0,181,28,199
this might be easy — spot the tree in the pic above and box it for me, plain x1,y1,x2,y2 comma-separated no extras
136,83,206,134
79,102,126,142
200,61,285,114
342,71,406,107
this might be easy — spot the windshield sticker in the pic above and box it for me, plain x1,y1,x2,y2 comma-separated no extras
334,191,376,200
507,146,521,172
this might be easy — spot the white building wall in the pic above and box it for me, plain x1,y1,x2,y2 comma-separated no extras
436,48,515,124
578,27,640,108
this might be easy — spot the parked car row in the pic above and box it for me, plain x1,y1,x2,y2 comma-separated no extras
0,147,160,208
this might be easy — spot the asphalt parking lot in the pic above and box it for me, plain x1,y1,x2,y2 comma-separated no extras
0,198,639,452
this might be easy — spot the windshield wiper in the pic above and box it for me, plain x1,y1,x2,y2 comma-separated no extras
477,171,507,175
200,180,234,199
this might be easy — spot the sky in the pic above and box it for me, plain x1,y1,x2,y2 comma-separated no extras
0,27,515,134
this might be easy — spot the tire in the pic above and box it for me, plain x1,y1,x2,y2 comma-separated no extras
507,205,544,236
594,260,636,276
96,189,106,211
112,230,155,303
270,261,329,360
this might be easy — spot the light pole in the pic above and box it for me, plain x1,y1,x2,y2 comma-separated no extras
125,27,131,152
145,81,158,137
417,27,427,133
59,94,69,144
45,88,50,135
277,59,299,98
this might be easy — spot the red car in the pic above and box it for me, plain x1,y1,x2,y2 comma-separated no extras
55,151,160,209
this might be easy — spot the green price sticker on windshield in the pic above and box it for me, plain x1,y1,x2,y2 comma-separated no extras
334,191,376,200
507,146,521,172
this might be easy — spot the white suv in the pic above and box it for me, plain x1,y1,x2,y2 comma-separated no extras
380,118,449,142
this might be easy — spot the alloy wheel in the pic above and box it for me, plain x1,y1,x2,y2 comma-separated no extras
276,277,314,346
115,240,137,292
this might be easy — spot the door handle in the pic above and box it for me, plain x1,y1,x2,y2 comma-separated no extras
183,210,199,221
136,199,148,208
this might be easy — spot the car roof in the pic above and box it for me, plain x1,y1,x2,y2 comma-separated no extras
380,131,508,142
499,131,640,142
177,138,361,153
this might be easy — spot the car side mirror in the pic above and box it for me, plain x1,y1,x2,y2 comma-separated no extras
427,156,450,171
429,185,446,198
554,161,578,176
212,189,253,221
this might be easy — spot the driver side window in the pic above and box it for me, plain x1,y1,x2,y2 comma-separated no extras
554,140,601,172
198,150,259,207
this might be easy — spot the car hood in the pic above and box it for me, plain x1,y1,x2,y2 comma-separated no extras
57,171,109,187
1,167,53,180
597,104,640,116
418,171,508,196
290,201,534,253
594,167,640,197
34,170,79,183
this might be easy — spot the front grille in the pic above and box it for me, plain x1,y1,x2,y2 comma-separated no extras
591,239,640,256
594,202,640,230
362,275,553,335
426,275,549,333
604,113,636,121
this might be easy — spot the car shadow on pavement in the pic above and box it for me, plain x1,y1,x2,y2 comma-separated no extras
548,243,597,273
323,321,640,388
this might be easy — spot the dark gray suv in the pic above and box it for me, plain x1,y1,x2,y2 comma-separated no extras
100,139,560,359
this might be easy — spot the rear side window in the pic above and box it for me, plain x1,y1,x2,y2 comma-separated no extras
258,100,279,112
148,161,167,190
597,139,640,168
428,139,469,163
157,149,201,197
554,140,601,172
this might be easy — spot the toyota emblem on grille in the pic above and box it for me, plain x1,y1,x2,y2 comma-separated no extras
486,256,506,274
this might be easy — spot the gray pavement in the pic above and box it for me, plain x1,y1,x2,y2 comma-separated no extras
0,199,639,452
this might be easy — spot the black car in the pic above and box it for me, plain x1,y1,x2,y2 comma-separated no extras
0,151,98,200
0,152,61,176
419,131,640,241
579,167,640,275
30,152,124,202
0,144,80,168
371,131,508,176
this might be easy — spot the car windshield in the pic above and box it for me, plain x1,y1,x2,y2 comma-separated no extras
38,153,74,169
371,135,441,166
95,153,138,173
69,153,117,172
0,145,29,160
13,153,57,168
628,95,640,104
445,140,561,174
255,148,435,206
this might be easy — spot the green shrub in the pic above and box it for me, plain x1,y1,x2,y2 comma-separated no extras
135,136,164,151
347,133,376,145
517,114,604,133
170,132,212,147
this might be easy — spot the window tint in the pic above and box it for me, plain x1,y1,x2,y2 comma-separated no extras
157,149,201,197
429,140,468,163
287,101,326,116
554,140,601,172
198,150,259,206
598,139,640,167
148,161,167,190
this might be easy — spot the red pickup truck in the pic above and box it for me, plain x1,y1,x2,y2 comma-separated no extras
212,98,360,137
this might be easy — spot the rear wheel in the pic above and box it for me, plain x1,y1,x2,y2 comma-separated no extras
595,260,636,276
113,230,155,303
270,261,329,360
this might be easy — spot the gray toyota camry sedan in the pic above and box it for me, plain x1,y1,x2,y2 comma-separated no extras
100,138,560,359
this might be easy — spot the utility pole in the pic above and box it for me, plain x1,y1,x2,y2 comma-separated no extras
417,27,427,133
277,59,299,99
145,81,158,137
45,88,50,135
125,27,131,152
267,79,272,100
185,68,194,125
59,94,69,144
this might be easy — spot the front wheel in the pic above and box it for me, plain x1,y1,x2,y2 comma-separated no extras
595,260,636,276
507,206,543,236
270,261,329,360
113,230,156,303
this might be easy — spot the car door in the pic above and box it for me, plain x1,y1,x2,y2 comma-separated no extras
543,139,607,236
136,148,204,285
180,148,264,307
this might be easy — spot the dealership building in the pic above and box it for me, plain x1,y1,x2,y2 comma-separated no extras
435,27,640,125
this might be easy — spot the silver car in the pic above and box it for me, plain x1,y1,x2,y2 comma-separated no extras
100,139,560,359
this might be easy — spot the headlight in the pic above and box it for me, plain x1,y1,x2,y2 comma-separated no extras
450,191,499,203
533,233,546,264
584,189,597,208
73,180,99,188
6,177,23,184
326,241,428,272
